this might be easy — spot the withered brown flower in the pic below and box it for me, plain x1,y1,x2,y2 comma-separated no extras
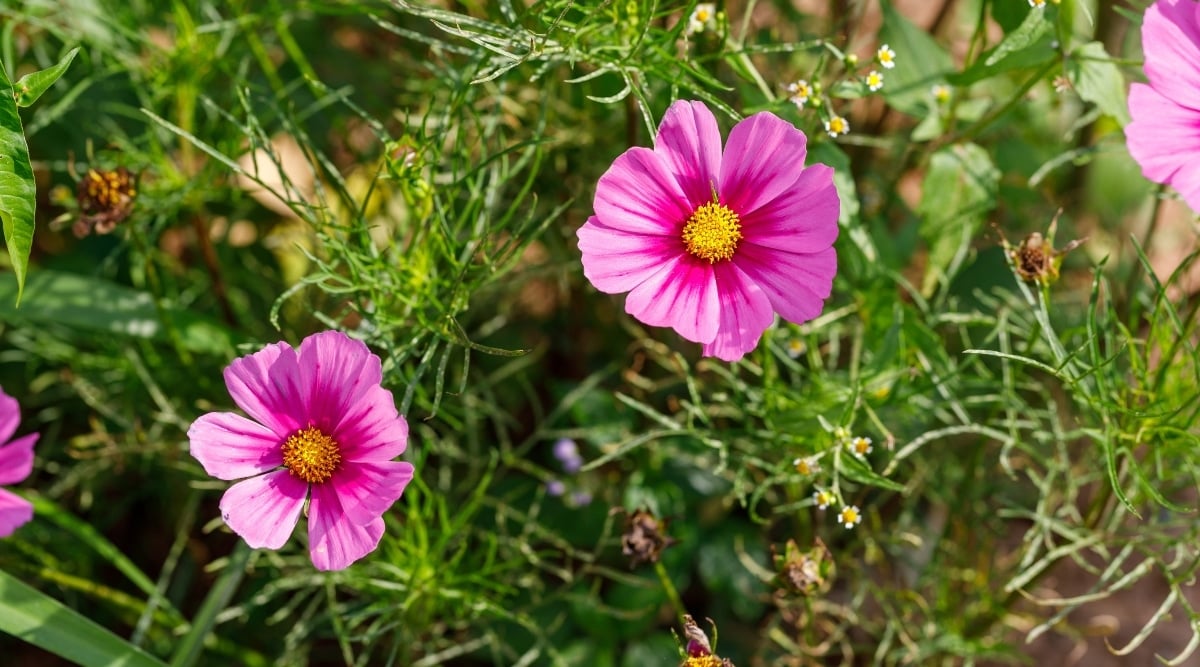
998,213,1086,286
772,537,834,596
677,614,735,667
619,508,675,567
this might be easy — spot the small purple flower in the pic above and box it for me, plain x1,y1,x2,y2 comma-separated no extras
570,490,593,507
546,480,566,497
552,438,583,473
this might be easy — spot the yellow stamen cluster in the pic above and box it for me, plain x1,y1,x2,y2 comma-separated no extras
681,202,742,262
281,426,342,484
683,657,724,667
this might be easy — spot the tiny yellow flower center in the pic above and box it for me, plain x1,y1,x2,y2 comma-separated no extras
840,507,860,525
281,426,342,484
681,202,742,262
684,657,724,667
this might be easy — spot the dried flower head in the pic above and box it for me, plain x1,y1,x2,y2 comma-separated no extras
772,537,834,596
620,507,675,566
74,167,137,237
998,214,1086,286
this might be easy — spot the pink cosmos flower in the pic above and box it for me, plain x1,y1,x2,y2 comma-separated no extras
577,100,839,361
1127,0,1200,212
188,330,414,570
0,387,38,538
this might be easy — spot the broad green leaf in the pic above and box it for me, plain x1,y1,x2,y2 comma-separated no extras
1066,41,1131,127
917,143,1000,295
878,0,954,115
0,568,168,667
0,61,35,304
0,270,239,354
949,8,1055,86
14,47,79,107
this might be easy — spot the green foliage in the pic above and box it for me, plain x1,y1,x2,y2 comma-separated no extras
0,1,1197,666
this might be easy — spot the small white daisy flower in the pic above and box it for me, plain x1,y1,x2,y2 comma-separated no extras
877,44,896,69
930,83,951,103
787,80,812,108
1029,0,1046,7
865,70,884,92
848,436,873,459
824,115,849,138
814,489,836,510
793,456,820,475
785,337,806,358
686,3,717,35
839,505,863,529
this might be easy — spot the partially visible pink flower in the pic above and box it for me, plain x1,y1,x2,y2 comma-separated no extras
188,330,414,571
0,387,38,538
577,100,839,361
1127,0,1200,212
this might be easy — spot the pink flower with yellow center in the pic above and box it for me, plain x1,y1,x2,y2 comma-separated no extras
0,387,38,538
188,330,414,570
577,100,839,361
1127,0,1200,212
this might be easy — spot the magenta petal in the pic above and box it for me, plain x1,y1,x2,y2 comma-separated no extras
0,488,33,538
735,244,836,325
188,412,283,481
335,388,409,462
223,341,304,435
701,262,776,362
296,331,382,433
0,433,37,486
594,147,693,236
219,470,306,550
653,100,724,209
624,256,721,344
331,461,414,525
740,165,840,253
1127,83,1200,211
1141,0,1200,110
308,482,385,570
578,216,684,294
719,112,809,217
0,390,19,444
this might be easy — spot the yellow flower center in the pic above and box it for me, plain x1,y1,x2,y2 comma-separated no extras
841,508,860,524
684,657,724,667
281,426,342,484
681,202,742,262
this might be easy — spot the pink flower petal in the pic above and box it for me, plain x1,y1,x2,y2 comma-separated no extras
331,461,414,525
335,387,409,462
701,262,776,362
578,216,684,294
653,100,724,209
1127,83,1200,211
308,482,385,570
295,331,382,433
0,433,37,486
740,164,840,254
594,147,694,236
0,390,19,444
219,470,307,550
624,255,721,344
188,412,284,481
223,341,304,436
719,112,809,218
1141,0,1200,110
735,244,836,325
0,488,33,538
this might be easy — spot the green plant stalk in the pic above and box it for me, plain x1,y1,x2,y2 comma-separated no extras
653,559,687,623
168,541,254,667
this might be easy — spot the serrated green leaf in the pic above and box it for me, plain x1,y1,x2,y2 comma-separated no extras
0,568,168,667
879,0,954,115
14,47,79,107
917,143,1000,295
1066,41,1131,126
0,61,34,304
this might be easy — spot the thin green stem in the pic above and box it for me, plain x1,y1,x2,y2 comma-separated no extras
653,560,687,623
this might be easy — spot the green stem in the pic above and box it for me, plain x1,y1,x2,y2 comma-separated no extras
168,541,254,667
653,560,687,623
